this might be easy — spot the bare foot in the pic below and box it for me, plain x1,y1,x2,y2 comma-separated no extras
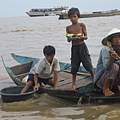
72,84,76,90
54,87,62,90
103,88,114,96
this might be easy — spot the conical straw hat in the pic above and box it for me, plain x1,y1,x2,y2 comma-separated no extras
102,28,120,45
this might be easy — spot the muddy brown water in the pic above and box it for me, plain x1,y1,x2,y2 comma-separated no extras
0,15,120,119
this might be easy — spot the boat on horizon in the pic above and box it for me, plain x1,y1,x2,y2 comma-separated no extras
26,6,68,17
59,9,120,19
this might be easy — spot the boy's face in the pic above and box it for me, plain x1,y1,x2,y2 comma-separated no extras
45,54,54,64
69,14,79,24
112,33,120,45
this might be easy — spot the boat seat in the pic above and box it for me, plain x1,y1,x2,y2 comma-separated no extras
15,72,29,79
14,72,29,83
10,61,33,81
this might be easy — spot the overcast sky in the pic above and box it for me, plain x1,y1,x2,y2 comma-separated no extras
0,0,120,18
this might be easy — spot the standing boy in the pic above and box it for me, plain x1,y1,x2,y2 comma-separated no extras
21,45,60,93
66,7,94,90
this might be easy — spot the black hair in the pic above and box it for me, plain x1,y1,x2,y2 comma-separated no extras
43,45,55,55
107,35,113,42
68,7,80,18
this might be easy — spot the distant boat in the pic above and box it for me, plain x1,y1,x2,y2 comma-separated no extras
26,6,68,17
59,9,120,19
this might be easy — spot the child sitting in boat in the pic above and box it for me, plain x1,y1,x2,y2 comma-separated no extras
94,28,120,96
21,45,60,93
66,7,94,90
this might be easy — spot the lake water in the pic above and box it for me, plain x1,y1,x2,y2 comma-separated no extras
0,15,120,120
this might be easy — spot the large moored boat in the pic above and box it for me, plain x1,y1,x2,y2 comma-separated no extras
26,6,68,17
59,9,120,19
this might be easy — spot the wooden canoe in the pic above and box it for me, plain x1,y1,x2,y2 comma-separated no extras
0,86,36,103
2,53,120,104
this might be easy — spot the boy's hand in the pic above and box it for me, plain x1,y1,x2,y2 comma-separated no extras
79,36,87,40
67,38,71,42
34,85,39,91
83,36,88,40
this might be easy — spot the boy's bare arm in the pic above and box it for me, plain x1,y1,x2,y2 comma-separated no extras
34,73,39,90
81,23,88,40
54,71,59,89
66,26,71,42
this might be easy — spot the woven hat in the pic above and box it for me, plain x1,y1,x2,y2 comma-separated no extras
102,28,120,45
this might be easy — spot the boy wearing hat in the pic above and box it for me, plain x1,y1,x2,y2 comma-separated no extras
94,28,120,96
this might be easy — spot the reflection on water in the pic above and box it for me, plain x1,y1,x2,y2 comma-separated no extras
1,101,120,120
1,15,120,119
1,93,73,112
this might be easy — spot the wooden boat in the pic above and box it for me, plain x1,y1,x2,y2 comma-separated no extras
2,53,120,104
0,86,36,103
59,9,120,19
26,6,68,17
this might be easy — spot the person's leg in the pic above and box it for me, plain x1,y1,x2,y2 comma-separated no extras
112,65,120,90
90,70,94,82
41,82,45,87
21,81,33,93
79,43,94,81
103,78,114,96
71,45,80,90
96,75,115,96
96,63,119,96
117,72,120,90
48,78,54,87
72,74,77,90
38,77,47,87
48,78,61,90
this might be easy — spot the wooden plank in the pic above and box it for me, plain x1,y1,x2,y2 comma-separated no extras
15,72,28,78
63,70,91,76
60,77,92,90
39,72,92,91
76,77,92,88
58,72,87,86
57,71,92,90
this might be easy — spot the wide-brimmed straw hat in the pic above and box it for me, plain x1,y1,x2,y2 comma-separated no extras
102,28,120,45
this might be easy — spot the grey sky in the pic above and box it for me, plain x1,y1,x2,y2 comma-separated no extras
0,0,120,18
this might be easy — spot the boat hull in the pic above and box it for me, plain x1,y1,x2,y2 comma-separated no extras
0,86,36,103
59,10,120,19
2,53,120,104
26,6,68,17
